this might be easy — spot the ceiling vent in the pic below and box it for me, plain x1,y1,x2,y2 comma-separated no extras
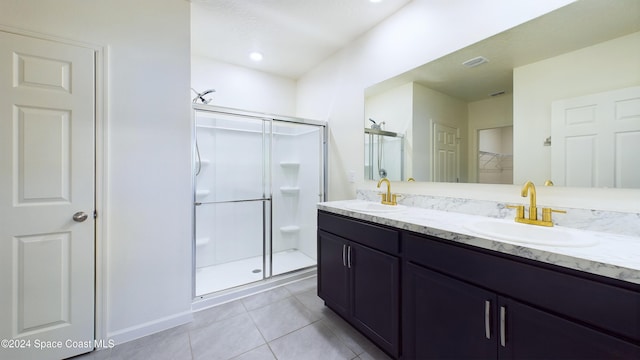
462,56,489,68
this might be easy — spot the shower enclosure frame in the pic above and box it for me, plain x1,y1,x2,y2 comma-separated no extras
190,104,328,300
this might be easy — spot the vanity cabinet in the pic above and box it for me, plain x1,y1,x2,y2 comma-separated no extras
318,209,640,359
404,262,498,358
404,262,639,359
317,211,401,358
404,232,640,359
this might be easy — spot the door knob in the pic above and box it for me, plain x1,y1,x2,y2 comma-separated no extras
73,211,89,222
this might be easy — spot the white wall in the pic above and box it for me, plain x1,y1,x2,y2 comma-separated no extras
192,55,296,116
0,0,193,343
514,31,640,184
296,0,576,201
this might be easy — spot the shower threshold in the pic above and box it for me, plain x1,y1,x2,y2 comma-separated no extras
195,249,316,296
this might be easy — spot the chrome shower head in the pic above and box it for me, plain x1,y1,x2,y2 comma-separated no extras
191,88,216,104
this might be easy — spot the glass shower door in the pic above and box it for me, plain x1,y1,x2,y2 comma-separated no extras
194,110,271,296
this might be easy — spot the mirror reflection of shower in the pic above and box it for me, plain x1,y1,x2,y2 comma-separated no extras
369,119,387,178
365,119,404,181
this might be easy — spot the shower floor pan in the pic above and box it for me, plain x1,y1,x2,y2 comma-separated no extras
195,249,316,296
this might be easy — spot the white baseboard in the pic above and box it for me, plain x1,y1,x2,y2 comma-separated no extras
107,310,194,346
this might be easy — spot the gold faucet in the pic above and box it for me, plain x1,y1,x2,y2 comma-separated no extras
522,180,537,221
376,178,398,205
508,181,566,227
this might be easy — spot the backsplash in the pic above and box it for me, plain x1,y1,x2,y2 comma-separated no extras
357,189,640,237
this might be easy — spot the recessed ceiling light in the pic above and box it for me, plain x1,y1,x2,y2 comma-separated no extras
249,52,263,62
370,0,383,3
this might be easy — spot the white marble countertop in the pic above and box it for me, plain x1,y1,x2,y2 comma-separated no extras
318,200,640,285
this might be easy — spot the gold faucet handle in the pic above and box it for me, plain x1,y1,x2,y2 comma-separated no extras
390,193,401,205
378,192,388,203
507,205,525,219
542,208,566,222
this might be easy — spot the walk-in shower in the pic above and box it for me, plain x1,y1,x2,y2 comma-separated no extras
192,105,326,298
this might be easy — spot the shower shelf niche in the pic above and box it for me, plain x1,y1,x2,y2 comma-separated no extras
280,186,300,195
196,237,210,246
280,161,300,169
195,189,210,197
279,225,300,234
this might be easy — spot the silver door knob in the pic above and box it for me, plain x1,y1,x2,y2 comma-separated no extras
73,211,89,222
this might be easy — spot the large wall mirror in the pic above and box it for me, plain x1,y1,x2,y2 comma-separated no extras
364,0,640,188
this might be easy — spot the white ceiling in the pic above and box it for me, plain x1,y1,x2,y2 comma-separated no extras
190,0,412,79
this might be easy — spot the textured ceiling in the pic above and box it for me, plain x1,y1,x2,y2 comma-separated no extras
190,0,412,79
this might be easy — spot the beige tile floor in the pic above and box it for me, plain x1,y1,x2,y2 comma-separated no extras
72,276,391,360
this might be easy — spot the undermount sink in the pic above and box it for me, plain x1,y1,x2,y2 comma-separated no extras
344,202,407,213
465,219,598,247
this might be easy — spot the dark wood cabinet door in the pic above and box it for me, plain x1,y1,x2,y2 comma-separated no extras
317,230,349,317
403,262,498,359
350,241,400,357
501,298,640,359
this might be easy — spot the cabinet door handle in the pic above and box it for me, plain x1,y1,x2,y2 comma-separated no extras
500,306,506,347
342,244,347,267
485,300,491,340
347,245,352,268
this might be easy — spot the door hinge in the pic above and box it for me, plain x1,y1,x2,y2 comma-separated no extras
93,210,98,219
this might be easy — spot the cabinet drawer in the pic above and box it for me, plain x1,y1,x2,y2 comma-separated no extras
318,211,400,255
404,232,640,343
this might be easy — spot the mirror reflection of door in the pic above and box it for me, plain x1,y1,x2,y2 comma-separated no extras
432,122,460,182
478,126,513,184
551,86,640,188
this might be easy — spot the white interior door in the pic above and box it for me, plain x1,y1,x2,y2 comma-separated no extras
552,86,640,188
0,31,96,359
432,122,459,182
